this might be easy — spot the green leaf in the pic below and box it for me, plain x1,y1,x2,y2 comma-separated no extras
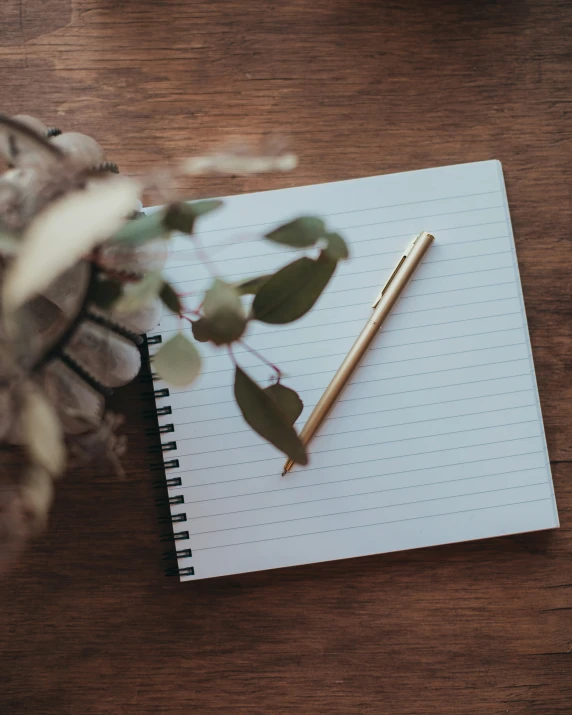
324,232,349,260
202,278,247,345
164,200,223,234
233,274,271,296
264,383,303,425
265,216,326,248
114,271,163,314
88,278,123,310
159,281,182,315
189,200,223,217
153,332,202,387
204,278,242,317
234,367,307,465
191,318,211,343
109,210,168,246
252,253,336,324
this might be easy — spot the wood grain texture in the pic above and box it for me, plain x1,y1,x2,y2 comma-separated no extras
1,1,571,713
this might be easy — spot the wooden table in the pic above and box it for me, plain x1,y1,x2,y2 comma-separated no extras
1,1,571,713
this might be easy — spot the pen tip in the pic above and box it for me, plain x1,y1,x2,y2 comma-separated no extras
282,459,294,476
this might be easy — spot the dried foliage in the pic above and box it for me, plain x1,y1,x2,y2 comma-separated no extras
0,114,349,571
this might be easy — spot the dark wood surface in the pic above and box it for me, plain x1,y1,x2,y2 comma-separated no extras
1,1,571,713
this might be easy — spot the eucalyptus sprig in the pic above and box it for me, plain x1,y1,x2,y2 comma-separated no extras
103,205,349,465
0,113,348,533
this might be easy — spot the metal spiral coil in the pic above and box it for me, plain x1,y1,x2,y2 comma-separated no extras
142,334,195,579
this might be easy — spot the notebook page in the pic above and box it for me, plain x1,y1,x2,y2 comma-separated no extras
148,160,558,581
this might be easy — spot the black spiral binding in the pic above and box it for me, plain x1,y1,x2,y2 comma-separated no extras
142,333,195,579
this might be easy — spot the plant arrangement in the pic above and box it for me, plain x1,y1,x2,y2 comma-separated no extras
0,114,348,570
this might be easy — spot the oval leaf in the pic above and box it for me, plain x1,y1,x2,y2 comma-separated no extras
21,465,54,530
164,200,223,235
202,278,246,345
234,367,307,465
264,383,303,425
153,332,202,387
3,176,141,312
233,274,271,296
265,216,326,248
191,318,212,343
114,271,163,314
204,278,243,318
21,386,65,476
189,199,224,217
324,232,349,260
110,210,168,246
252,253,336,324
159,281,182,315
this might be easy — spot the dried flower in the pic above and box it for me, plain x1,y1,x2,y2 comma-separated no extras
66,411,127,478
0,114,349,572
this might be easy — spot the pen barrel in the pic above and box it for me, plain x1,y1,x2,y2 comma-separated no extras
298,231,434,448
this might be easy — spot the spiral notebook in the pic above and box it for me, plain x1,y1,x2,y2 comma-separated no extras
147,160,558,581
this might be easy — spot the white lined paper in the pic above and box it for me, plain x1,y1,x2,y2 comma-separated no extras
149,160,557,581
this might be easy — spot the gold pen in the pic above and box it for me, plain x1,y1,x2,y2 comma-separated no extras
282,231,435,476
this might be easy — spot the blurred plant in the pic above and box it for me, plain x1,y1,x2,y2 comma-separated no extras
0,114,348,570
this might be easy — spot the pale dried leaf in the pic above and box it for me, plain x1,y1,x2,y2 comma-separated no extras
21,465,54,530
182,153,297,175
3,176,141,312
0,472,54,574
104,297,162,335
0,484,32,573
153,332,202,387
204,278,244,320
114,271,163,314
202,278,247,345
21,386,66,477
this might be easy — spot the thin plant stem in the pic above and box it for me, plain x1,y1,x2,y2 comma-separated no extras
238,339,282,381
190,233,219,278
227,343,238,367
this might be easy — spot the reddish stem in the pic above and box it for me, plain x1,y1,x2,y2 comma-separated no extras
227,344,238,367
238,339,282,382
190,234,218,278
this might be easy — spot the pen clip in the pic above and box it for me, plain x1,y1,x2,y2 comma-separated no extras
372,233,421,308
